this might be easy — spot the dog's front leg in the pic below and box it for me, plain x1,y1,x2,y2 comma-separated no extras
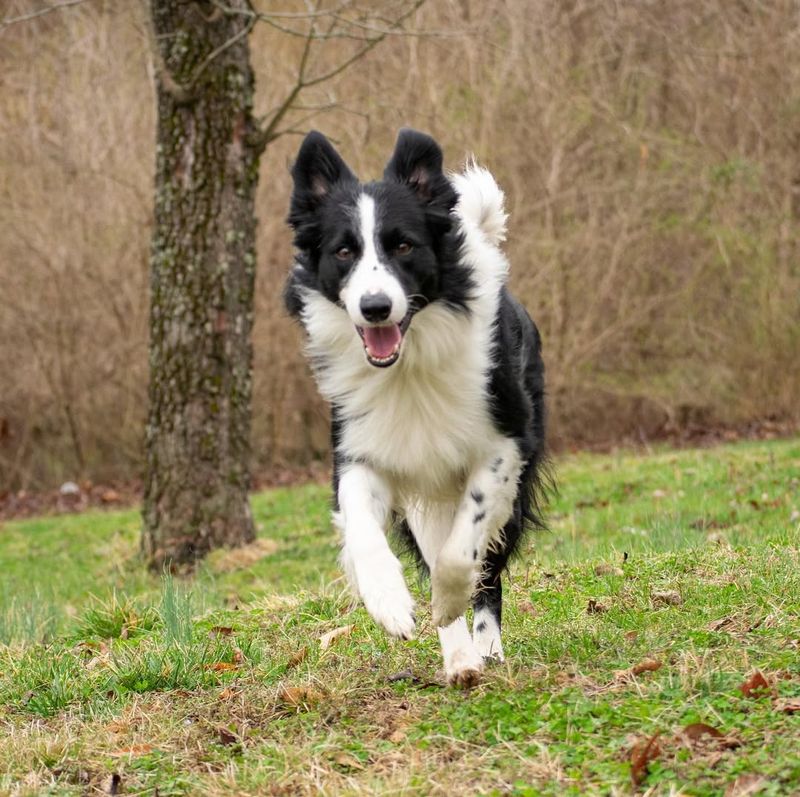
336,463,416,639
431,439,522,628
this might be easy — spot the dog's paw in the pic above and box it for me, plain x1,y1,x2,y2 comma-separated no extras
356,553,416,639
444,645,484,688
431,551,475,628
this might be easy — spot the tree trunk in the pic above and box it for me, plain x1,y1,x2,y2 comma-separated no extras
142,0,258,569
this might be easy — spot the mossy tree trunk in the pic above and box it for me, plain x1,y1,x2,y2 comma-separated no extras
142,0,258,569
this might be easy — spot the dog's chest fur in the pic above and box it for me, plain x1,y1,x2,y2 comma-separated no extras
300,290,502,502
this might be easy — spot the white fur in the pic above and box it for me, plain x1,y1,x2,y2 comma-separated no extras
340,193,408,326
473,607,504,661
299,165,517,681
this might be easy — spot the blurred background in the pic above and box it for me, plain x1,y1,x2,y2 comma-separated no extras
1,0,798,490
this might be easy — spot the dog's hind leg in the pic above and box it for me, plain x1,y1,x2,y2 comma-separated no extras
431,438,522,628
336,464,416,639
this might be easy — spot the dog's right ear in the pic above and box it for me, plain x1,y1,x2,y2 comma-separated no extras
289,131,356,217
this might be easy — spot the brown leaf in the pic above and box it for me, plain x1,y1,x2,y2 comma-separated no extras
110,743,153,757
587,599,608,614
209,626,234,638
724,774,768,796
652,589,683,606
333,751,364,771
518,600,537,615
279,685,324,708
739,671,772,698
205,661,237,672
218,687,239,700
631,658,662,676
287,647,308,668
630,733,660,786
594,563,624,577
319,624,354,650
216,726,238,746
708,616,734,632
682,722,724,741
624,630,639,642
775,698,800,714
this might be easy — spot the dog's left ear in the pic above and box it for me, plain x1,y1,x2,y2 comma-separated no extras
384,129,455,209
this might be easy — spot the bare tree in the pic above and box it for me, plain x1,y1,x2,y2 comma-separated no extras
142,0,423,569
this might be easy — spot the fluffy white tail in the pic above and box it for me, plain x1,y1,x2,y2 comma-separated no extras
451,161,508,246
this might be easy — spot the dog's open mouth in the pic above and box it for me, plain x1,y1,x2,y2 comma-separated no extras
356,315,411,367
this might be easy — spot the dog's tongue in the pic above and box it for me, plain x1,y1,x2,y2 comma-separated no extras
362,324,401,358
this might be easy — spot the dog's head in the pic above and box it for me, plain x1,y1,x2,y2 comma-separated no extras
286,129,470,368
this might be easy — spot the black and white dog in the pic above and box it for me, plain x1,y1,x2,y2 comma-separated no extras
285,129,547,686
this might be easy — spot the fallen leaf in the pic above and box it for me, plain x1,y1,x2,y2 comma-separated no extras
110,743,153,757
775,698,800,713
518,600,537,615
724,773,768,796
652,589,682,606
333,751,364,771
279,685,324,707
218,687,239,700
587,599,608,614
631,658,662,676
209,626,234,638
739,671,772,698
387,669,416,683
205,661,237,672
319,624,354,650
594,563,624,577
708,616,734,632
217,726,238,746
682,722,724,741
624,630,639,642
630,733,660,786
101,489,121,504
287,647,308,668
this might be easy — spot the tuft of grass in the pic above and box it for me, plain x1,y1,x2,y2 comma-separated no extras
0,438,798,794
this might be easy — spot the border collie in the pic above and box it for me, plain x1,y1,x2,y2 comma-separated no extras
285,129,547,686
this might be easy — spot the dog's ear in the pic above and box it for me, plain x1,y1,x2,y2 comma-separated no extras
384,129,455,208
290,131,355,212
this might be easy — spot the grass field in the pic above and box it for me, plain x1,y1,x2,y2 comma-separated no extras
1,439,799,796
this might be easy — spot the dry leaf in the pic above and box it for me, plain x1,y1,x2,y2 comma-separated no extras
624,630,639,642
287,647,308,668
652,589,682,606
205,661,237,672
775,698,800,713
319,624,354,650
724,774,768,796
594,563,624,577
630,733,660,786
518,600,537,615
217,727,238,746
279,685,324,707
631,658,662,676
110,743,153,757
739,671,772,698
587,599,608,614
708,617,734,632
209,626,233,638
333,752,365,771
218,687,239,700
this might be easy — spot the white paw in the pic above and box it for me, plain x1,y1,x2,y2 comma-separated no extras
355,551,416,639
431,549,476,628
444,643,484,688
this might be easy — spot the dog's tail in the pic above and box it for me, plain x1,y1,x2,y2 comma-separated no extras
451,160,508,246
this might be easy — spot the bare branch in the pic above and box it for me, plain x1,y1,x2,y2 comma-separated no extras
251,0,426,151
1,0,90,30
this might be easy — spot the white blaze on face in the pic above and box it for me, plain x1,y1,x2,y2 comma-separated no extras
340,193,408,327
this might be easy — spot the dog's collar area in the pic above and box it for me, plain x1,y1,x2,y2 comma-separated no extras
356,313,412,367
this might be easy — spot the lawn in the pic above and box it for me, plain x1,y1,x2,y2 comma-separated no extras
1,438,799,795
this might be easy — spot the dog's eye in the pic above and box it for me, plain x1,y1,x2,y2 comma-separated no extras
395,242,413,256
335,247,352,261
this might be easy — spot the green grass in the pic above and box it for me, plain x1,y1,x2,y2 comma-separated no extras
1,438,799,795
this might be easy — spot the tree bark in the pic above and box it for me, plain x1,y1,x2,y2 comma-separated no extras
142,0,258,568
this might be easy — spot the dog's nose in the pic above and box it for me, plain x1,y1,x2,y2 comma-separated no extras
360,293,392,323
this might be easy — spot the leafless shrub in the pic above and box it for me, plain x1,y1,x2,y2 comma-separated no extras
1,0,798,487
